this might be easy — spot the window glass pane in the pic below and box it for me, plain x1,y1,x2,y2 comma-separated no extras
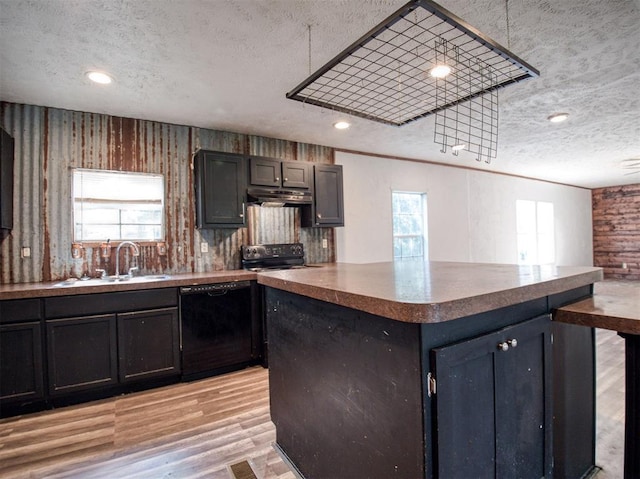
121,224,162,240
516,200,555,265
77,208,120,224
121,208,162,224
78,224,122,241
73,169,165,242
392,191,427,259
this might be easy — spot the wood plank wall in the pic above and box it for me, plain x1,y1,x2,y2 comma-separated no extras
592,184,640,280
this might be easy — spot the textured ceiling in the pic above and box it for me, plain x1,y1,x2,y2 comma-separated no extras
1,0,639,188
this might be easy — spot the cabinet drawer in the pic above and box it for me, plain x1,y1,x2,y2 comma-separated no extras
44,288,177,319
0,298,41,324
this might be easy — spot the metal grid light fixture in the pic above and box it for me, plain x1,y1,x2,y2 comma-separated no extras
286,0,539,163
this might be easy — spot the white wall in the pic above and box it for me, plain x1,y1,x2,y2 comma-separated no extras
335,151,593,266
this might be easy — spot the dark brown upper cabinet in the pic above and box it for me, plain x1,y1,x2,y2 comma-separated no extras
306,164,344,227
249,156,311,189
0,128,14,230
194,150,247,229
282,161,311,189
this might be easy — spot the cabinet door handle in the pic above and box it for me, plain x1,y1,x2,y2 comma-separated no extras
498,339,517,351
317,213,322,219
275,177,280,182
284,177,288,182
240,202,245,218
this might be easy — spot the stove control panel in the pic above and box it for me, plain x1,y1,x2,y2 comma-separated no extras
242,242,304,260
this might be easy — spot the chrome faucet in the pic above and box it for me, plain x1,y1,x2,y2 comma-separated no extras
115,241,140,279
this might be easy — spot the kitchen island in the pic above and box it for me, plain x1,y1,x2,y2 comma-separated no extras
258,261,603,479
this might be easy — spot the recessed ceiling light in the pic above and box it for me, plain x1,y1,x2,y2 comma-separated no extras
86,71,113,84
452,144,466,151
547,112,569,123
429,64,452,79
334,121,350,130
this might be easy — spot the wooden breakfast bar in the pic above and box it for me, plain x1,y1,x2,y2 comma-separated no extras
259,261,603,479
554,281,640,479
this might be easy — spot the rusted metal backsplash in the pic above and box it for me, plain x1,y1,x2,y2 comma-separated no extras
0,102,335,284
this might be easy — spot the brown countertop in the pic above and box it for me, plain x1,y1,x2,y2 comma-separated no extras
554,280,640,335
0,270,257,300
1,262,605,325
257,261,603,323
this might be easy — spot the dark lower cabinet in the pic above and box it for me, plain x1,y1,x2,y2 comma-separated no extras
2,290,183,417
46,314,118,395
118,307,180,382
1,298,44,411
0,321,44,402
431,314,552,478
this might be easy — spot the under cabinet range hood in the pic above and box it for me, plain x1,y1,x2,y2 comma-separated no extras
247,187,312,207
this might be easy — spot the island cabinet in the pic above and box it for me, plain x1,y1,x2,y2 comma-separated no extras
249,156,311,189
432,314,552,478
0,299,44,405
194,150,247,229
265,283,593,479
44,288,180,398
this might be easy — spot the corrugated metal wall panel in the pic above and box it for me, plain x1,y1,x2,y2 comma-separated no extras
1,104,44,283
1,102,338,284
247,206,297,245
249,136,297,161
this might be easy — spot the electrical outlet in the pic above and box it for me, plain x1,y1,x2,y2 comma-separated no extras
200,242,209,253
322,238,328,249
622,262,627,269
21,247,31,258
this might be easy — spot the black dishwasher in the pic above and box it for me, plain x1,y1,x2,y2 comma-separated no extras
180,281,261,380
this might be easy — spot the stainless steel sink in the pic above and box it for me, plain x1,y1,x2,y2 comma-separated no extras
53,274,171,287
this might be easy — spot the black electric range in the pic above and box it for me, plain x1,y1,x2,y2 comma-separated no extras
241,242,305,271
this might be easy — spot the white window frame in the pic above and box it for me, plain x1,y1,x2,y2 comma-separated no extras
392,191,428,259
72,168,165,243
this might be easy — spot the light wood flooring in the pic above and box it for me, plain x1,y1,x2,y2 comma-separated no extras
0,366,295,479
594,328,625,479
0,330,625,479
